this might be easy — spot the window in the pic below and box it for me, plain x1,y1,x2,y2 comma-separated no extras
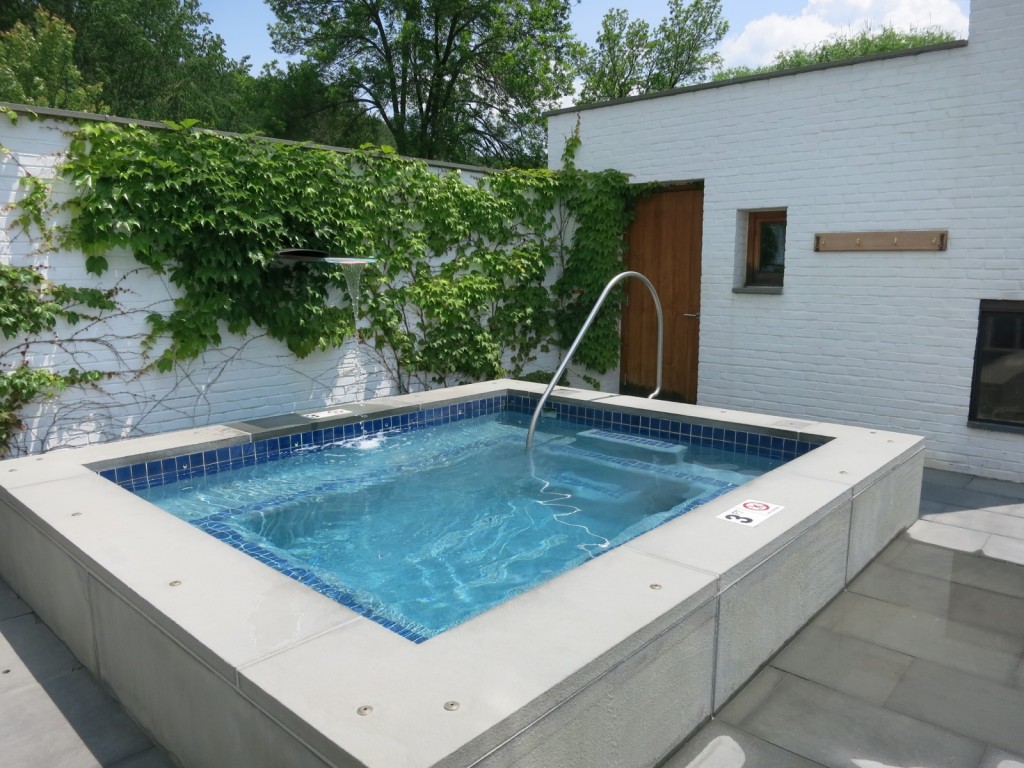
746,210,787,287
970,300,1024,429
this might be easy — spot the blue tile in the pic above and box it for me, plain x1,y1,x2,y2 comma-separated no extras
114,466,132,484
99,468,116,482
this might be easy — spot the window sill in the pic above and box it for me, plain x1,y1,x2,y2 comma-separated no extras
967,419,1024,436
733,286,783,295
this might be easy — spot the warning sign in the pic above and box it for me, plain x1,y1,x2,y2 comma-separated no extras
717,499,785,527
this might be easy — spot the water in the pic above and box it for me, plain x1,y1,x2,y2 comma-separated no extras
135,413,780,640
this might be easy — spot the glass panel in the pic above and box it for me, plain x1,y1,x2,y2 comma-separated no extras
987,314,1023,350
758,221,786,275
974,311,1024,426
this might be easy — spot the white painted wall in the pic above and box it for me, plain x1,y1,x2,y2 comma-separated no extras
548,0,1024,481
0,114,568,455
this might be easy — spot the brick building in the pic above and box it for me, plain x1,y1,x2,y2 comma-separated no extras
547,0,1023,481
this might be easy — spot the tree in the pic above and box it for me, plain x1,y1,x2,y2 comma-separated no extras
575,0,728,104
68,0,247,127
0,9,105,111
243,61,392,148
267,0,580,166
714,25,957,81
0,0,253,129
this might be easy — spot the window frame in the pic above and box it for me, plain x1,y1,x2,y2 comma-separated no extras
745,210,787,287
969,299,1024,431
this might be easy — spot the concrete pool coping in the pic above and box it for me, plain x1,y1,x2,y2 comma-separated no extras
0,380,925,768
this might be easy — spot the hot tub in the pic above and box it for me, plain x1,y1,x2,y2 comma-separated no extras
0,380,924,768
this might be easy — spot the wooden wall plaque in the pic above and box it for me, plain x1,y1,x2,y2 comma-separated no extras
814,230,947,252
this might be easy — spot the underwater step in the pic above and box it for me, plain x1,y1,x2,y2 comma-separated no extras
540,443,722,486
576,429,686,455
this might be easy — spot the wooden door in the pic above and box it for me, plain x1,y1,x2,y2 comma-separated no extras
620,187,703,402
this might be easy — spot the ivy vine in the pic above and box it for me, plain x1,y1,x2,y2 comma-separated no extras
0,264,116,452
10,116,641,433
553,129,643,373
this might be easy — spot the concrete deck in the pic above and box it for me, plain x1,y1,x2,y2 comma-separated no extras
1,467,1022,768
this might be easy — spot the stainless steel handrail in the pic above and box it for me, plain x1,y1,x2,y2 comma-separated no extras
525,271,664,449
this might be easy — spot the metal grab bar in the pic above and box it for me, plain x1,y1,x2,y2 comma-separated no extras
525,271,664,449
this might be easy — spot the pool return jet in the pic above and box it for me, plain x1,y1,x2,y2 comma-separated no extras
526,271,664,450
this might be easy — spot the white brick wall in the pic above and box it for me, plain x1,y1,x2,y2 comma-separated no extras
0,114,566,454
549,0,1024,481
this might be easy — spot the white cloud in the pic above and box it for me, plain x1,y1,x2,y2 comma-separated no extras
720,0,969,69
721,14,835,68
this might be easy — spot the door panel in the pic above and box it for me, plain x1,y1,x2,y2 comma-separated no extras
621,188,703,402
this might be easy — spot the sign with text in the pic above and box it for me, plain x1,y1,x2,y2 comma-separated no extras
718,499,785,527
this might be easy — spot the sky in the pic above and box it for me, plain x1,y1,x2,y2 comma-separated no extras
200,0,971,73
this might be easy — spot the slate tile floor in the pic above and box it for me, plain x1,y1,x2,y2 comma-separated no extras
1,468,1022,767
0,580,173,767
666,468,1024,768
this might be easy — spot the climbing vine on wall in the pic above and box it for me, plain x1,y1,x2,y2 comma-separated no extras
0,263,116,452
15,117,640,403
1,106,121,455
553,129,644,374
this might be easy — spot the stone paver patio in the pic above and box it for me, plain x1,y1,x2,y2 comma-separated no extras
666,468,1024,768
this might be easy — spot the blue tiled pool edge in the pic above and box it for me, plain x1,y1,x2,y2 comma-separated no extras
95,392,824,643
99,394,822,493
